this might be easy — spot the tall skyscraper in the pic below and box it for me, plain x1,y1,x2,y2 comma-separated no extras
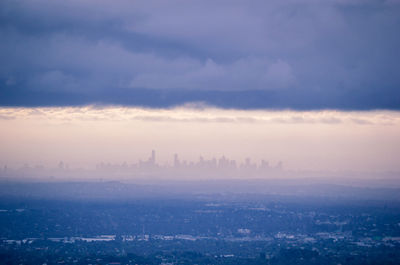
151,150,156,165
174,154,180,168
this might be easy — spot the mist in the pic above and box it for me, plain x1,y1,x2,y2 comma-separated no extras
1,106,400,178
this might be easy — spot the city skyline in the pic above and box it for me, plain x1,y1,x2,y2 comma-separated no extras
0,149,287,180
0,150,284,171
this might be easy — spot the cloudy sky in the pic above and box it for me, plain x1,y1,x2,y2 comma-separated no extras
0,1,399,173
1,0,399,109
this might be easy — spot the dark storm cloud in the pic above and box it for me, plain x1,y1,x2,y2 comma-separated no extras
0,0,399,110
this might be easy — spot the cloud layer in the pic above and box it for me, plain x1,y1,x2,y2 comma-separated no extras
1,106,399,126
0,0,399,109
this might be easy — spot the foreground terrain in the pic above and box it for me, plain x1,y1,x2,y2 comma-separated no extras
0,180,399,264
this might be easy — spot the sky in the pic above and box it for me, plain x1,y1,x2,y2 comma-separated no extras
0,0,400,175
0,0,399,109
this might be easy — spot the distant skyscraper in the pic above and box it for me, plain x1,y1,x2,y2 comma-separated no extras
276,161,283,170
151,150,156,164
199,156,204,167
261,160,269,169
174,154,180,168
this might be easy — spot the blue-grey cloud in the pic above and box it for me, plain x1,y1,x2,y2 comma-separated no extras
0,0,399,110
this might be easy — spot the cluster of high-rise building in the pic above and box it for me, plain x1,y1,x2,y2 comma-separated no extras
96,150,283,170
0,150,285,179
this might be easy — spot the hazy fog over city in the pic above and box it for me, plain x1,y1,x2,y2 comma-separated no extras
1,0,400,264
